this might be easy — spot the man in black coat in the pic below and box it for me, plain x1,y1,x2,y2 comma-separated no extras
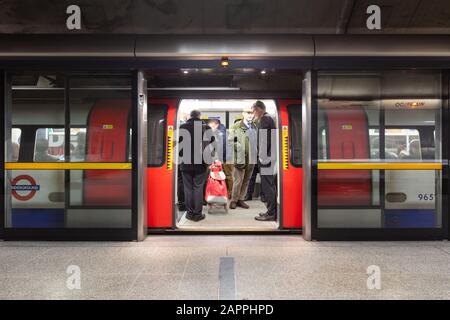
252,101,278,221
179,110,211,221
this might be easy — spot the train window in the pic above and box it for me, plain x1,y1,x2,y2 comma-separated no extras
369,129,379,159
287,105,302,166
147,104,167,166
11,128,22,162
33,128,64,162
385,128,421,160
70,128,86,162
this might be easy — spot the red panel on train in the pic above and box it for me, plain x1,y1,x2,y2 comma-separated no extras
318,108,372,206
84,99,131,206
147,99,177,228
279,100,303,228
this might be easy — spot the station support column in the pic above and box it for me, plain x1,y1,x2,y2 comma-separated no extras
135,70,148,241
302,71,314,241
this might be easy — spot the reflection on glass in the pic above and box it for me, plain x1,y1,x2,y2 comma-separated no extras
11,128,21,162
318,169,375,207
288,105,302,166
385,129,420,160
5,74,65,228
70,128,86,162
5,73,133,229
147,104,167,166
68,77,132,227
33,128,64,162
70,77,131,163
68,170,131,228
316,70,442,229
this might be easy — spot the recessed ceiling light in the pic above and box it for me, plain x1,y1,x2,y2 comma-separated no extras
220,57,229,68
182,70,189,74
260,70,267,75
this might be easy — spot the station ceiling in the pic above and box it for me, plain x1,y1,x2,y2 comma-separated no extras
0,0,449,34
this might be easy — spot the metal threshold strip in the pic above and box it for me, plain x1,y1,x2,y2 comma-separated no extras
4,162,132,170
317,162,442,170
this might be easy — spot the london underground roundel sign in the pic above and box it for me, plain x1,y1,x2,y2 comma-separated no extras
11,175,40,201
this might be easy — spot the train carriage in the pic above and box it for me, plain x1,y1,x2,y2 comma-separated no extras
0,34,449,240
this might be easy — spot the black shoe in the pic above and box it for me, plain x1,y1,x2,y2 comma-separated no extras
193,214,206,222
258,212,268,217
244,194,253,201
185,212,194,220
178,203,187,211
186,214,205,222
255,215,276,221
236,200,249,209
260,195,267,203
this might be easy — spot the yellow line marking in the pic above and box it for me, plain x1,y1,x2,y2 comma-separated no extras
282,125,289,170
167,125,174,170
317,162,442,170
4,162,132,170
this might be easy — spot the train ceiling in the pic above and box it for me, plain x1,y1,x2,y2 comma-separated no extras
0,0,449,34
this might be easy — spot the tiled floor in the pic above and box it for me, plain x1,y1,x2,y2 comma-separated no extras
1,236,450,299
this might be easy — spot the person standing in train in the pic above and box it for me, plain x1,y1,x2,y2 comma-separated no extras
228,106,257,209
252,100,277,221
244,165,266,202
207,118,233,196
206,119,227,162
177,112,190,212
179,110,212,221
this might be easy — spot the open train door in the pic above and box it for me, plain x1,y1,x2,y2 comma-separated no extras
278,99,303,229
147,99,178,229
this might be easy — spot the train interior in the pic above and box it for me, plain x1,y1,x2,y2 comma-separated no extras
174,99,280,231
146,69,303,231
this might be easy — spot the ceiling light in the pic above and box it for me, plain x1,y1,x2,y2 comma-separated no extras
220,57,229,68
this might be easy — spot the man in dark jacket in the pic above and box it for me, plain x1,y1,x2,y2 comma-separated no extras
206,118,227,162
252,101,278,221
179,110,211,221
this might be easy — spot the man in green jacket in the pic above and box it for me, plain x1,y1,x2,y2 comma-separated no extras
228,106,257,209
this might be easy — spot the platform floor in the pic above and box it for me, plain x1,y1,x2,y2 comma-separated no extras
177,200,278,231
2,236,450,300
